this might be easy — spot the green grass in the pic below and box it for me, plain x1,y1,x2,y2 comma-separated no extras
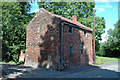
95,56,119,65
8,61,17,65
0,61,24,65
0,61,17,64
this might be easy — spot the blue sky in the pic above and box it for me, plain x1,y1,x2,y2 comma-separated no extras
95,2,118,42
29,2,39,13
29,1,119,43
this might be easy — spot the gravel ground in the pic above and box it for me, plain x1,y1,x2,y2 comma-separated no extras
0,61,119,79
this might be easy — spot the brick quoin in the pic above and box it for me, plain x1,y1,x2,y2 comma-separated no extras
24,8,93,69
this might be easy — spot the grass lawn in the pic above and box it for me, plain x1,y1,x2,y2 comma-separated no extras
0,61,17,65
0,61,24,65
1,56,119,65
7,61,17,65
95,56,119,65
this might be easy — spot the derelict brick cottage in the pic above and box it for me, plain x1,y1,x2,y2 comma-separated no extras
24,8,93,69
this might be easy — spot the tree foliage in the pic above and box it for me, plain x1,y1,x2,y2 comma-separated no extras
37,2,106,52
2,2,31,62
2,2,106,62
104,20,120,57
97,20,120,57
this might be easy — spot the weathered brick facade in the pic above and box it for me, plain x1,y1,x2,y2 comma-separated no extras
24,8,93,69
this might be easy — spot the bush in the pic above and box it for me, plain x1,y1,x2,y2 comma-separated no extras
16,61,24,65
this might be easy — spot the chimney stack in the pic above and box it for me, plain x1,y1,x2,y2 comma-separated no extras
72,15,77,21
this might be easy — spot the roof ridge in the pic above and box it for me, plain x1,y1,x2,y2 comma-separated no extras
39,8,92,31
27,8,92,31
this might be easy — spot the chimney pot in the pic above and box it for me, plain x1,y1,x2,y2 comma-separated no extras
72,15,77,21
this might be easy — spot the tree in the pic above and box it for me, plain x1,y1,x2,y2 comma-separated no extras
103,20,120,57
2,2,31,62
97,20,120,57
37,2,106,52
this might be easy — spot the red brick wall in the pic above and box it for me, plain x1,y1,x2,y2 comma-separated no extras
25,9,61,68
25,9,93,68
62,23,93,66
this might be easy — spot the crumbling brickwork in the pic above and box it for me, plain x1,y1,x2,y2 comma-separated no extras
62,23,93,67
25,8,93,69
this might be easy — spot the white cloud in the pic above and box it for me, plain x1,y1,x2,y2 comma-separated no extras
95,3,113,13
95,0,119,2
100,27,115,43
96,8,105,13
99,32,108,43
33,9,40,13
112,0,120,2
101,4,112,8
96,4,113,8
95,0,109,2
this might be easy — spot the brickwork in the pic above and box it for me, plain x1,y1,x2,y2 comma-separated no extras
25,9,61,68
25,8,93,69
62,23,93,66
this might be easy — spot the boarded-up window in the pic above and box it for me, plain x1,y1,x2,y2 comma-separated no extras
69,46,74,55
80,42,84,54
69,26,73,34
84,31,87,37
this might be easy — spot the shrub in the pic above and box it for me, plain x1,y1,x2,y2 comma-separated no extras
16,61,24,65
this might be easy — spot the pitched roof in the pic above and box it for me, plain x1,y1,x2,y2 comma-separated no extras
31,8,93,31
